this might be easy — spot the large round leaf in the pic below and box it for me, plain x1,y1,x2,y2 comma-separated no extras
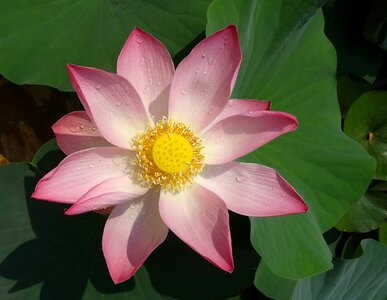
0,141,259,299
255,240,387,299
207,0,375,279
0,0,211,91
291,239,387,299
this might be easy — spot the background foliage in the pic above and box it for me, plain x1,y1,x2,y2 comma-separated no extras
0,0,386,299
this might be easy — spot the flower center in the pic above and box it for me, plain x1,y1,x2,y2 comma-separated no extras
132,118,204,192
152,133,193,173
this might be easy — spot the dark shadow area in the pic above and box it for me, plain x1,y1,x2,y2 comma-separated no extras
145,211,259,300
0,149,136,299
1,146,259,299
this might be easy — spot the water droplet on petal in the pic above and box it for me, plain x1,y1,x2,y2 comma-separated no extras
281,193,286,198
202,52,206,58
203,71,207,75
224,40,229,45
70,125,81,133
180,89,187,95
236,176,246,182
95,84,101,90
272,186,276,190
91,127,96,132
228,99,234,107
136,38,143,44
207,56,213,65
89,164,95,168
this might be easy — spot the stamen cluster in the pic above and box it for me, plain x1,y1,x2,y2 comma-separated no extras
132,118,204,192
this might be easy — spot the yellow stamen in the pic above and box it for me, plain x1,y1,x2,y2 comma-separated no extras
132,118,204,192
367,132,374,141
152,133,193,173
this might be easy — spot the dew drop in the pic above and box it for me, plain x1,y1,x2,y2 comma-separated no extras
89,164,95,168
272,186,276,190
224,40,229,45
202,88,207,94
228,99,234,107
236,176,245,182
80,125,84,129
201,52,206,58
281,193,286,198
207,56,213,65
180,89,187,95
91,127,96,132
203,71,207,75
136,38,143,44
95,84,101,90
70,126,81,133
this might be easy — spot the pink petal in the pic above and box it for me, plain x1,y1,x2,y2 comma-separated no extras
202,111,298,164
32,147,134,204
102,190,168,284
169,25,242,132
117,28,174,122
202,99,271,133
65,176,149,215
52,111,112,155
67,64,149,149
159,184,234,272
195,162,308,217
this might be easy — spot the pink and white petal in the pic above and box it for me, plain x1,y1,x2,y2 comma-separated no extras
68,64,149,149
117,28,174,122
169,25,242,132
195,162,308,217
52,111,112,155
202,99,272,133
65,176,149,215
103,190,168,284
159,184,233,272
32,147,134,204
202,111,298,164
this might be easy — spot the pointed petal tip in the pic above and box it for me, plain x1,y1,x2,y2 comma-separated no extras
224,260,235,273
64,206,77,215
111,272,135,285
300,199,309,213
224,24,238,33
67,63,79,74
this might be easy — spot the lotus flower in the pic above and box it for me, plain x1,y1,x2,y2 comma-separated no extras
32,25,307,284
